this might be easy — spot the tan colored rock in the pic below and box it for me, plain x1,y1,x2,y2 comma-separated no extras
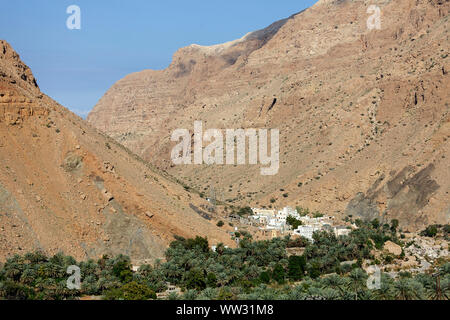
146,212,154,219
384,241,402,256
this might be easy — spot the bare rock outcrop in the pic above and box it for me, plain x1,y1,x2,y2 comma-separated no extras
383,241,402,256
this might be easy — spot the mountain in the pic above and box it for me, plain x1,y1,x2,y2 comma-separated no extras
0,40,233,263
88,0,449,231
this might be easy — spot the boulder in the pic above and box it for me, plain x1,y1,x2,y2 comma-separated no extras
146,212,154,219
384,241,402,256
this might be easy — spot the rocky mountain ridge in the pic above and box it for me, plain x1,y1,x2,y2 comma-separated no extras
0,40,233,263
88,0,450,230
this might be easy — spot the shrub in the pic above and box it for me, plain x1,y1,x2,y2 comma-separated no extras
421,225,438,238
0,280,34,300
272,264,286,284
383,255,394,264
183,236,210,253
391,219,399,231
443,224,450,234
371,219,380,229
296,207,310,217
287,237,310,248
206,273,217,288
313,212,324,218
112,255,133,283
286,216,302,229
259,271,271,284
104,281,156,300
217,287,234,300
237,207,253,216
185,269,206,291
288,256,306,281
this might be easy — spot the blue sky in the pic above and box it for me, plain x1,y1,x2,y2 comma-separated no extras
0,0,317,118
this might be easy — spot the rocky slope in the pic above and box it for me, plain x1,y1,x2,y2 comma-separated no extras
88,0,450,231
0,40,233,263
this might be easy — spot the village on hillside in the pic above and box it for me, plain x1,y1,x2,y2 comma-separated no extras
225,206,354,243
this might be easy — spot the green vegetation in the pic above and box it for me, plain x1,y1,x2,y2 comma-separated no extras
313,212,324,218
421,225,438,238
444,225,450,234
288,256,306,281
0,222,448,300
236,206,253,217
296,207,310,217
419,224,450,240
104,281,156,300
286,216,302,229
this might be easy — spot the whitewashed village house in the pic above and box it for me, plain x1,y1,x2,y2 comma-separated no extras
251,207,353,241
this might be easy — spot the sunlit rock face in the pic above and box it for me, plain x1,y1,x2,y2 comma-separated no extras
88,0,450,230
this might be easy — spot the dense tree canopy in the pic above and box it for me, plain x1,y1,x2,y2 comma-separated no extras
0,221,448,300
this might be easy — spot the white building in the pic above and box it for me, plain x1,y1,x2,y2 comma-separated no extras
251,208,276,216
293,225,322,242
211,245,229,252
278,206,299,218
253,207,349,238
334,226,351,237
266,218,287,231
251,208,276,225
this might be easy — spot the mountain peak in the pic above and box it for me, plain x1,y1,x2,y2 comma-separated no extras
0,40,39,93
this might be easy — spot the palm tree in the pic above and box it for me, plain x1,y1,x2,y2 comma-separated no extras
374,284,394,300
197,287,218,300
346,268,367,300
321,287,340,300
392,278,424,300
288,285,308,300
321,274,346,296
441,277,450,300
373,273,395,300
426,275,450,300
5,264,22,282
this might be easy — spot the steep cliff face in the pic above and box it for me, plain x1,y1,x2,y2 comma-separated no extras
88,0,450,230
0,40,233,263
